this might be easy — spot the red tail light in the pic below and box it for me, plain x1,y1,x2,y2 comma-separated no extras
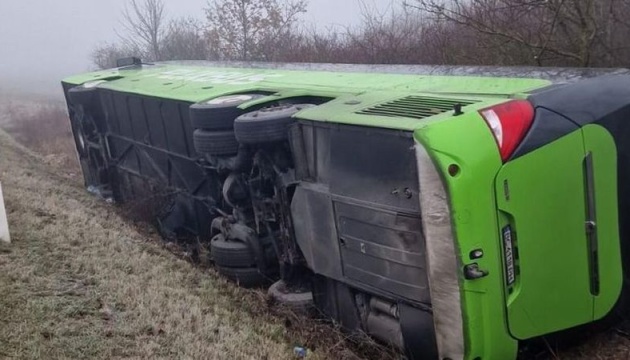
479,100,535,162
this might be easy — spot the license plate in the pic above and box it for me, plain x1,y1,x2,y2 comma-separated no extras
503,225,515,286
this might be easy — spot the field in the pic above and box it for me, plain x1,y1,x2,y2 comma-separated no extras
0,96,629,359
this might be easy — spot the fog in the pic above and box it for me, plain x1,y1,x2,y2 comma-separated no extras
0,0,391,99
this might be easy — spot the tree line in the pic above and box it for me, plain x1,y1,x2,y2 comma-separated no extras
93,0,630,69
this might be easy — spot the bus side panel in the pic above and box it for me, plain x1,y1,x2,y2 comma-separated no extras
582,124,622,319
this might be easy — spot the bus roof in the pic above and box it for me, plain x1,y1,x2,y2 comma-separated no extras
61,62,628,131
62,62,557,101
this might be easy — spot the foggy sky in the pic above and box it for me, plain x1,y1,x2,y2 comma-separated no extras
0,0,392,97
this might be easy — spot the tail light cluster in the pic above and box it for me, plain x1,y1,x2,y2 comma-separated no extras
479,100,535,162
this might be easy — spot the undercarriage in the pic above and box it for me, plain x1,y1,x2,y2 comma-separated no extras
63,84,439,358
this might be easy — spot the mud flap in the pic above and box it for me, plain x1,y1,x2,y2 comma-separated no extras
400,303,439,360
311,275,362,331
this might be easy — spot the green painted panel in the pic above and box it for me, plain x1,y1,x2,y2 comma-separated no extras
496,131,592,339
414,111,518,360
63,64,550,101
62,64,550,131
582,124,622,319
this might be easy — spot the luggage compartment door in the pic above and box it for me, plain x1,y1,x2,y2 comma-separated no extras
496,129,593,339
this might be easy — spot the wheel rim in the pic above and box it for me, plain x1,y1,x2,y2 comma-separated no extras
206,94,257,105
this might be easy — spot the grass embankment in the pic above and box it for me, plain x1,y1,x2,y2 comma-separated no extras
0,129,381,359
0,129,289,358
0,99,629,359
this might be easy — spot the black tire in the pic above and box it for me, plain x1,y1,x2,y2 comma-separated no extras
70,118,88,158
193,129,239,156
234,104,315,145
190,94,266,130
268,280,313,312
67,81,105,109
216,266,268,288
211,234,256,268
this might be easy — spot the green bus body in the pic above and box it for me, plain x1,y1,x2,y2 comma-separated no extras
62,62,630,360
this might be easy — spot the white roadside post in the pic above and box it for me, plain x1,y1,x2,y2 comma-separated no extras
0,181,10,243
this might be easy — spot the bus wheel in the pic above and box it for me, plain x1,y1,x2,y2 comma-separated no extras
234,104,314,145
268,280,313,313
193,129,239,156
190,94,266,130
216,265,268,288
211,234,256,268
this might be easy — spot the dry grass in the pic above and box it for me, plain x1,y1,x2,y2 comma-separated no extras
555,331,630,359
2,98,630,359
0,130,298,359
0,100,79,175
0,115,396,358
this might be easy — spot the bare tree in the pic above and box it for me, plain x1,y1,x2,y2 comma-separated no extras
405,0,630,67
91,42,142,70
204,0,308,61
344,3,427,64
161,18,208,61
120,0,167,61
91,0,630,68
270,26,347,63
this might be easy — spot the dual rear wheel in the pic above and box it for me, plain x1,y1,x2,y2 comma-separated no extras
210,234,268,288
211,234,313,310
194,95,314,308
190,94,313,156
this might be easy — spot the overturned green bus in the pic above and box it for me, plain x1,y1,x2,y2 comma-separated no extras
62,60,630,360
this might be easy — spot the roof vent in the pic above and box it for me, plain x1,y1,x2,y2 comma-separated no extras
357,95,478,120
